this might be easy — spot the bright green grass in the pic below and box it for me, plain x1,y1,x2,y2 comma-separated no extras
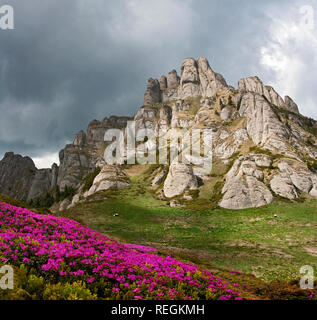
56,168,317,282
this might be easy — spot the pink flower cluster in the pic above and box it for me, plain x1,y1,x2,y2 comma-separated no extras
0,202,243,300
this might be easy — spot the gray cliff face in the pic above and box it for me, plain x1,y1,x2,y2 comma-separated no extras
0,116,132,200
1,56,316,211
57,116,133,191
27,168,54,201
135,56,317,209
0,152,37,201
0,152,58,201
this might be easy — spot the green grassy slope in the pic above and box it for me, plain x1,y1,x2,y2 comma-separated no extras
55,165,317,282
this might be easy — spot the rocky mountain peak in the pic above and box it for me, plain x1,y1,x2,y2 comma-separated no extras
0,56,316,212
238,76,299,114
143,56,228,105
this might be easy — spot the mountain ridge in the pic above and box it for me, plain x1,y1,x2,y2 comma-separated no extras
0,56,316,210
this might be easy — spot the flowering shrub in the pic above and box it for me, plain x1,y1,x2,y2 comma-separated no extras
0,202,244,300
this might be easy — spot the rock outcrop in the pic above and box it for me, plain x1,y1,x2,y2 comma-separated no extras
270,160,317,199
1,56,316,212
144,78,161,105
142,56,229,104
239,93,291,152
164,163,198,198
57,116,132,191
84,165,131,197
197,56,228,98
220,155,274,209
238,76,299,114
151,168,167,187
0,152,58,201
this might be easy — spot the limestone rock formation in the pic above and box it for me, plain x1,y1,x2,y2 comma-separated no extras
0,152,58,201
1,55,316,212
0,152,37,201
197,56,228,98
164,163,198,198
270,173,298,200
57,144,90,191
85,165,131,197
143,56,228,103
284,96,299,114
270,160,317,199
151,168,167,187
57,116,132,191
167,70,179,88
73,130,86,148
27,169,55,201
239,93,291,152
180,58,201,99
238,76,299,114
220,154,274,209
144,78,161,105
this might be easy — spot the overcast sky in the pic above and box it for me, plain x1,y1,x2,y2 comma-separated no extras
0,0,316,168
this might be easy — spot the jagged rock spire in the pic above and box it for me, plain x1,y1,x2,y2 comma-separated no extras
238,76,299,114
143,56,228,105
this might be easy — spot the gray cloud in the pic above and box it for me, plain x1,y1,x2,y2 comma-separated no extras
0,0,316,167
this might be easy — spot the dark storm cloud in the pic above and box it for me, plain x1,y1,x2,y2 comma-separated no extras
0,0,316,167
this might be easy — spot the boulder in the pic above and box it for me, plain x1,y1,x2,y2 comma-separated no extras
220,106,234,121
86,165,131,197
270,160,317,199
164,163,198,198
219,154,274,209
270,173,298,199
169,200,180,207
220,175,274,210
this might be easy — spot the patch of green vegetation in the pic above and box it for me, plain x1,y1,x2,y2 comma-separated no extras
51,164,317,282
56,196,317,282
248,146,283,160
273,105,317,137
0,265,98,300
29,192,55,208
0,194,31,209
29,185,76,209
307,159,317,172
21,160,314,284
82,167,101,192
305,137,315,147
1,253,314,300
184,97,202,116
